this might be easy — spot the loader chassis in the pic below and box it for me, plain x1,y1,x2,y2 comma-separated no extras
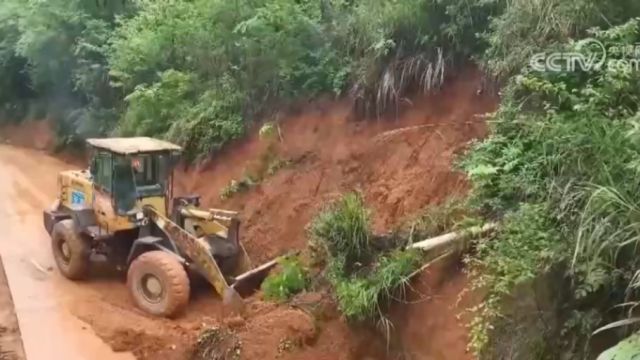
43,137,270,317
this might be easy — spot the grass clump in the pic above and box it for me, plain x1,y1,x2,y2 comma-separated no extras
329,249,421,322
261,256,309,302
309,192,422,327
309,192,371,265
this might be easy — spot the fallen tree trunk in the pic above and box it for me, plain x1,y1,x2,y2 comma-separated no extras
406,223,498,279
232,258,279,285
409,223,498,252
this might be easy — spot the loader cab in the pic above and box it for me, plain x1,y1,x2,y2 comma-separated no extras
86,138,181,227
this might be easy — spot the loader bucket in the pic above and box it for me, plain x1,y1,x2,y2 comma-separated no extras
146,206,279,311
221,260,278,315
231,258,280,297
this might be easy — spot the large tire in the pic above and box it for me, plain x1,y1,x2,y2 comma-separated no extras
51,219,91,280
127,251,190,318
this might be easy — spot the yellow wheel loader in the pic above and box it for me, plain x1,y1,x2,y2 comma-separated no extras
43,137,276,317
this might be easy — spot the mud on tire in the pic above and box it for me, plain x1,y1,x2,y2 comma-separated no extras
51,219,91,280
127,251,190,318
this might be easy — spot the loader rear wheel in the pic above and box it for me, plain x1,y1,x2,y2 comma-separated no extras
51,219,91,280
127,251,190,318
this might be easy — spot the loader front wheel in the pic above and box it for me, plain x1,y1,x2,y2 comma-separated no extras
127,251,190,318
51,219,91,280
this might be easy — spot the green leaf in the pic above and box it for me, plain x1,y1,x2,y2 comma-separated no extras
597,331,640,360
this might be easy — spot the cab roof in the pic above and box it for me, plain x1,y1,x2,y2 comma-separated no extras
86,137,182,155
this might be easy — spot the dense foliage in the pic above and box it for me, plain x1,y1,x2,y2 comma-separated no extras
0,0,494,156
463,18,640,359
0,0,129,145
481,0,640,78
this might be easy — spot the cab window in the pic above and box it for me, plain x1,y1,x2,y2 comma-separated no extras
93,152,112,193
133,155,157,186
131,155,166,196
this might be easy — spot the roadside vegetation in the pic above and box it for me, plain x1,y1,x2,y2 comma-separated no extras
462,18,640,357
5,0,640,358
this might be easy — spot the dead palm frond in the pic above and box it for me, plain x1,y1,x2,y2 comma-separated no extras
352,49,448,119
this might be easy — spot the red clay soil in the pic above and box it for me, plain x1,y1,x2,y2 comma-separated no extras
175,67,496,263
236,302,317,359
171,67,496,360
0,67,496,360
390,258,475,360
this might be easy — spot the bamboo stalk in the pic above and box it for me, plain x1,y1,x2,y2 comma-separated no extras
410,223,498,252
405,223,498,279
232,258,279,286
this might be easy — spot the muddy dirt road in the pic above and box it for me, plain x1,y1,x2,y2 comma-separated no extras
0,145,134,360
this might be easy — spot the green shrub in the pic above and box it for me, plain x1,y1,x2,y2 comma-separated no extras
166,80,245,161
466,203,564,355
309,193,423,326
596,331,640,359
0,0,504,153
119,70,196,137
309,192,371,265
261,256,309,302
329,249,421,322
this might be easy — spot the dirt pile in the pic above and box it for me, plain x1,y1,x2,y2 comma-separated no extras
192,296,388,360
66,282,231,360
390,258,475,360
240,306,315,358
